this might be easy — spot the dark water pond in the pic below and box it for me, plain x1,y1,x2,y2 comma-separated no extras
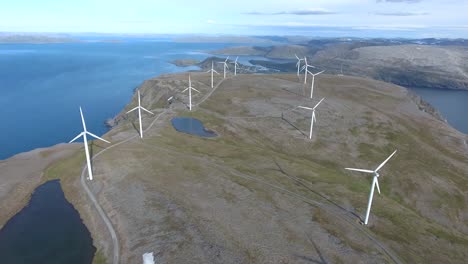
0,180,95,264
171,117,217,137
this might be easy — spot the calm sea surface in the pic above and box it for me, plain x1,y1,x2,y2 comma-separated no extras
0,40,246,159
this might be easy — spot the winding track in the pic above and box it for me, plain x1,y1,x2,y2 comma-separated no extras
79,74,402,264
79,76,227,264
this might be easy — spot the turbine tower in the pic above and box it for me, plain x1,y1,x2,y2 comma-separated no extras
345,150,398,225
181,74,200,111
218,57,230,79
206,61,219,88
70,107,111,181
298,98,325,139
126,90,154,138
307,70,325,99
233,56,240,76
295,54,304,76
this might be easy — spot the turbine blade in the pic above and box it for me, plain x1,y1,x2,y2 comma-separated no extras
225,56,229,62
313,112,317,123
69,132,84,143
295,54,299,60
141,107,154,115
191,87,201,93
181,88,189,93
375,177,381,194
313,98,325,110
86,132,111,144
298,106,313,110
213,70,219,74
235,56,238,62
375,150,398,172
345,168,375,174
126,106,139,114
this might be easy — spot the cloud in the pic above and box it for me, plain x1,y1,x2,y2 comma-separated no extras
243,9,336,16
375,11,429,16
377,0,422,3
206,20,216,24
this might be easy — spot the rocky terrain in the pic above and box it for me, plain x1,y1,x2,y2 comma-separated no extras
34,72,466,263
169,59,200,67
210,39,468,90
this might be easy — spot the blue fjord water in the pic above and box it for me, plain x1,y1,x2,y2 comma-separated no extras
410,87,468,134
0,180,95,264
0,40,243,160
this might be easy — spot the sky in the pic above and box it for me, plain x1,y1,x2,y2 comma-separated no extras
1,0,468,38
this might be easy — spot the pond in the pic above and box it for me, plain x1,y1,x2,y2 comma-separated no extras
171,117,217,137
0,180,95,264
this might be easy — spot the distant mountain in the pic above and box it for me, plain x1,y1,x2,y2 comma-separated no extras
0,33,78,43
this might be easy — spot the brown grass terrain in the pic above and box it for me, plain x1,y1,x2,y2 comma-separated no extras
2,72,467,263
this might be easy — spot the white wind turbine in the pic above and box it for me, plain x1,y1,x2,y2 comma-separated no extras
218,57,230,79
182,74,200,111
307,70,325,99
233,56,240,76
126,90,154,139
206,61,219,88
70,107,111,181
298,98,325,139
295,54,304,76
345,150,398,225
301,57,315,84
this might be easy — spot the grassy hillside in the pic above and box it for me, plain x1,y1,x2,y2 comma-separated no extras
49,73,467,263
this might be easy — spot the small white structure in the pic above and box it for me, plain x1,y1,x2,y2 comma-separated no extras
181,74,201,111
295,54,304,76
218,57,230,79
70,107,110,181
142,252,155,264
127,90,154,139
298,98,325,140
206,61,219,88
345,150,398,225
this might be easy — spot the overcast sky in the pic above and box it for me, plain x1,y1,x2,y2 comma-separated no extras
1,0,468,38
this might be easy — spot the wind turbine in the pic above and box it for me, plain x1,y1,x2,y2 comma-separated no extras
70,107,111,181
206,61,219,88
307,70,325,99
295,54,304,76
298,98,325,139
301,57,315,84
345,150,398,225
218,56,229,79
233,56,240,76
181,74,200,111
126,90,154,139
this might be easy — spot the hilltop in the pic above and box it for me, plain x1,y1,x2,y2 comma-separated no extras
57,73,468,263
1,72,467,263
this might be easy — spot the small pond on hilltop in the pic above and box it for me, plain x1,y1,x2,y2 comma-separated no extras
171,117,218,137
0,180,95,264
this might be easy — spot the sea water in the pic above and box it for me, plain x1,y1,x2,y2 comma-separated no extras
0,39,242,159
